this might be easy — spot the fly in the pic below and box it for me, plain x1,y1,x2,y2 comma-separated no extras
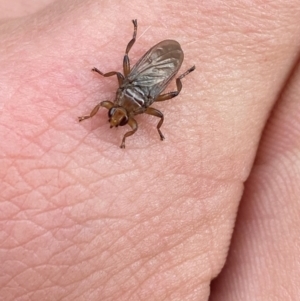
79,20,195,148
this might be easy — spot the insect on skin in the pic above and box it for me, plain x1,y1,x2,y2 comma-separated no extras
78,19,195,148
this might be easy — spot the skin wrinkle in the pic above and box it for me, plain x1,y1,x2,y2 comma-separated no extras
128,264,178,300
124,229,209,278
90,200,205,292
257,159,295,207
83,180,236,290
109,254,194,300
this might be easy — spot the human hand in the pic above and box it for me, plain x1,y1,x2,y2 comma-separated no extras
1,1,300,300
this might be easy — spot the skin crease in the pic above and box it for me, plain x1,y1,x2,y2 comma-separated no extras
0,0,300,300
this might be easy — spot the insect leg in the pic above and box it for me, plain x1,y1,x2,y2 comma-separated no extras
120,117,138,148
145,107,165,141
155,66,196,102
92,67,124,86
78,101,114,122
123,19,138,77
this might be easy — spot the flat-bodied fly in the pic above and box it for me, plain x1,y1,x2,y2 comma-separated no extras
79,20,195,148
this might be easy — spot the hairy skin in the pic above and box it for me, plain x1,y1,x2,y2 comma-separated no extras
1,1,300,300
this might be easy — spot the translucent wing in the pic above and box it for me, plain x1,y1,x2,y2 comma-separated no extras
127,40,184,100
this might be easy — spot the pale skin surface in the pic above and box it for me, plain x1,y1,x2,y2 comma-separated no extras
1,0,300,300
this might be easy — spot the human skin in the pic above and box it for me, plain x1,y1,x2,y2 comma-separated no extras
1,0,300,300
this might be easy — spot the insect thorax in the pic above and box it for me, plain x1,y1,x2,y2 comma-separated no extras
115,86,149,115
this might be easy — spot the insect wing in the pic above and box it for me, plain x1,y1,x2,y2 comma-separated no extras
127,40,184,101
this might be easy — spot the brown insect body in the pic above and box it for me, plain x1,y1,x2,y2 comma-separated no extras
79,20,195,148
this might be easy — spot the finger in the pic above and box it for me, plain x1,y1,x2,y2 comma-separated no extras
210,38,300,301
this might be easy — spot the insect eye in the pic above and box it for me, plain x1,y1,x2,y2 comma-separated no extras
108,108,116,118
119,116,128,126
